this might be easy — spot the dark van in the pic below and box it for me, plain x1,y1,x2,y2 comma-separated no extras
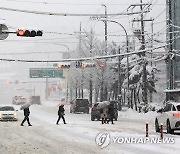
70,99,90,114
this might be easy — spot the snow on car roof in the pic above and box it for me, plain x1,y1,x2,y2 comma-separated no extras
167,101,180,106
0,104,14,107
164,89,180,92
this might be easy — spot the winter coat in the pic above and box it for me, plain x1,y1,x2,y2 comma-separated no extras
58,106,65,116
24,107,30,117
108,104,115,117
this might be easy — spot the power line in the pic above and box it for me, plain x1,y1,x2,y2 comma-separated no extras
0,51,68,55
2,0,166,6
0,45,166,63
0,6,148,17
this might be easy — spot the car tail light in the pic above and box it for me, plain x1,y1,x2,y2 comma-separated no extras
173,113,180,118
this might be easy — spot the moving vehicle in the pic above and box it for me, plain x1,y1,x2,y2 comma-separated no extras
0,105,18,121
155,101,180,134
91,100,118,121
70,98,90,114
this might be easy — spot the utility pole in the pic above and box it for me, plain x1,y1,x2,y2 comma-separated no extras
89,28,93,105
77,22,82,98
79,22,84,98
133,17,154,103
150,18,154,102
102,4,108,54
117,47,121,97
150,19,154,67
168,0,174,90
140,0,148,105
130,0,152,104
102,4,108,101
117,46,122,110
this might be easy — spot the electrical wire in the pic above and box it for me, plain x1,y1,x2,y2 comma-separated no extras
1,0,166,6
0,44,166,63
0,6,144,17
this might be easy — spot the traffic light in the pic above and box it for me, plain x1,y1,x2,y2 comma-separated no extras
82,63,95,68
57,63,70,69
82,63,88,68
17,29,43,37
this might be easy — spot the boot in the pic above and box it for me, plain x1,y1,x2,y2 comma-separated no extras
102,119,104,124
28,124,32,126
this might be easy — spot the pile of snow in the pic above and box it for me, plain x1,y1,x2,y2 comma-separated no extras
138,102,163,113
119,108,158,121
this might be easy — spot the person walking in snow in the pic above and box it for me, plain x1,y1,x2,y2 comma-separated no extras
21,107,32,126
108,103,115,124
56,105,67,125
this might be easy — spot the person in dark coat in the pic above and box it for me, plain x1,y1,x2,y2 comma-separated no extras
21,107,32,126
108,104,115,124
56,105,67,125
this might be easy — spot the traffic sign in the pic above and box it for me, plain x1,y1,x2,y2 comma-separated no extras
29,68,64,78
97,59,106,69
76,61,82,68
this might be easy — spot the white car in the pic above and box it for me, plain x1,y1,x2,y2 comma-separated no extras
0,105,18,121
155,101,180,134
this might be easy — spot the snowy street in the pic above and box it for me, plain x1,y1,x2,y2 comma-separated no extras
0,101,180,154
1,0,180,153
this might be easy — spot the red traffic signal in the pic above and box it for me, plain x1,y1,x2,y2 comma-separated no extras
17,29,43,37
82,63,95,68
82,63,88,68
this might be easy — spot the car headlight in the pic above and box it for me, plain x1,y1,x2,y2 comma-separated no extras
14,112,17,117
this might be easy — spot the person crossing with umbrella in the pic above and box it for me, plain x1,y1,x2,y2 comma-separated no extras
98,101,110,124
20,103,32,126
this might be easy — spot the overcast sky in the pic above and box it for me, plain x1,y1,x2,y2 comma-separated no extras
0,0,166,56
0,0,166,102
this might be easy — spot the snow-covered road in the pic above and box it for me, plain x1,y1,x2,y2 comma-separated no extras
0,101,180,154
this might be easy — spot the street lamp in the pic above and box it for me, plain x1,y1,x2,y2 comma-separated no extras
101,20,130,105
53,43,70,58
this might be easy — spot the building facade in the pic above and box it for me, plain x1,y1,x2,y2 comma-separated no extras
166,0,180,101
166,0,180,90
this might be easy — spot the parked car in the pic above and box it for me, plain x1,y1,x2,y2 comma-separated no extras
91,100,118,121
30,96,41,105
0,105,18,121
70,98,90,114
155,101,180,134
12,96,27,105
91,102,101,121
